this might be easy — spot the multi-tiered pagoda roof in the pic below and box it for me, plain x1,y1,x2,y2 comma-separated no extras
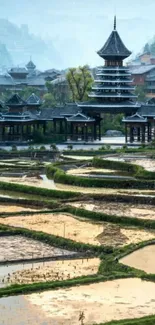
78,16,140,114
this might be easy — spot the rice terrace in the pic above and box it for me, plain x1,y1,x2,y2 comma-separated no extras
0,144,155,325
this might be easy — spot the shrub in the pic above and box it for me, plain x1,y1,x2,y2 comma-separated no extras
11,145,17,152
39,145,46,151
67,144,73,150
50,144,58,151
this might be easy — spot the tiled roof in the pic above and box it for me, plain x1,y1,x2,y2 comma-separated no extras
26,93,42,106
0,75,14,85
130,65,155,75
78,100,140,108
122,113,147,122
8,67,28,74
26,60,36,70
146,98,155,105
97,18,131,60
66,113,95,122
5,94,27,107
39,104,79,119
27,76,46,86
137,104,155,117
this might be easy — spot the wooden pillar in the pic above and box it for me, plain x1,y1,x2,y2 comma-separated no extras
94,123,97,141
70,123,73,140
85,125,88,142
60,120,63,134
148,123,151,142
142,125,145,143
75,126,78,140
53,120,56,133
81,127,84,140
26,124,29,135
125,124,127,143
21,125,24,139
130,127,133,143
43,122,46,135
137,127,141,142
99,122,101,141
65,120,68,141
12,125,15,141
2,126,5,141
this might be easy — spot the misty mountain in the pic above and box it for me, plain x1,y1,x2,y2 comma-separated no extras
0,19,62,70
0,1,155,69
0,43,13,69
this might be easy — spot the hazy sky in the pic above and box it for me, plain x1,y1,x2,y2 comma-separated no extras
0,0,155,67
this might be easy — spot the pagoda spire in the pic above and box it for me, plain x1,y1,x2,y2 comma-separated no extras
114,15,116,30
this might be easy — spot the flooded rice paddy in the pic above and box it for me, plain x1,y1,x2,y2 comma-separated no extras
0,258,100,287
1,278,155,325
71,201,155,220
0,213,154,247
120,245,155,274
1,153,155,324
0,236,75,262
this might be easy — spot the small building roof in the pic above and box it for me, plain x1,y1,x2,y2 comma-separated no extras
26,93,42,106
39,103,80,120
26,60,36,70
137,104,155,117
66,112,95,122
97,16,131,60
122,113,147,123
78,100,140,108
146,97,155,105
130,65,155,75
5,94,27,107
8,67,28,74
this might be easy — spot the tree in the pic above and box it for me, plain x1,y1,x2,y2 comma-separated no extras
66,65,93,102
135,84,147,102
143,42,150,54
19,87,41,100
46,79,70,105
42,93,56,108
101,113,125,134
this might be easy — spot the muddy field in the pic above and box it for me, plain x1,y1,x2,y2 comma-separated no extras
67,167,116,175
71,201,155,220
130,159,155,171
0,213,154,247
0,176,56,190
0,236,74,262
0,205,37,213
1,278,155,325
7,258,100,285
120,245,155,274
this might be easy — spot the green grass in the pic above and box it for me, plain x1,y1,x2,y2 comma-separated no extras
0,180,80,199
46,159,155,189
99,315,155,325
